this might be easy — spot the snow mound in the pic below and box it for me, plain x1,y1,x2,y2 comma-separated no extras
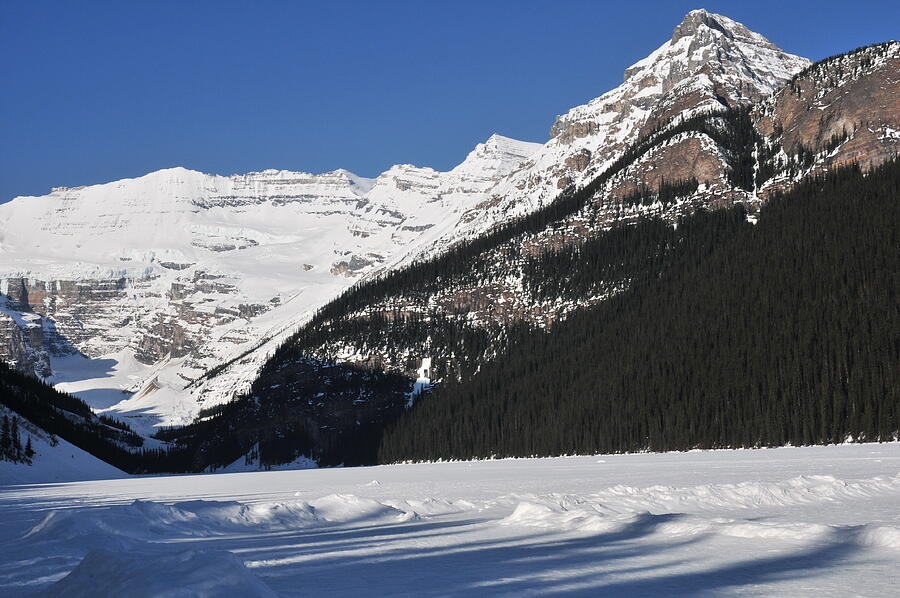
22,499,322,551
496,473,900,544
46,548,277,598
24,495,415,550
657,516,834,542
583,473,900,512
310,493,410,523
22,509,149,550
383,497,465,517
855,525,900,549
133,499,321,534
499,501,839,542
500,501,639,533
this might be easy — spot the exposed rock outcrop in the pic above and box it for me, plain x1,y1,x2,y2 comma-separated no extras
754,41,900,189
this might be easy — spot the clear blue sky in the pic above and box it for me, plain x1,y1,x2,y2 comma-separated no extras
2,1,896,202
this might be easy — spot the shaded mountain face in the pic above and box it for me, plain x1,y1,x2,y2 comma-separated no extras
186,10,818,416
0,360,156,478
375,159,900,463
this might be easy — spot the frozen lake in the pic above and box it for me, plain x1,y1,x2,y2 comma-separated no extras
2,443,899,596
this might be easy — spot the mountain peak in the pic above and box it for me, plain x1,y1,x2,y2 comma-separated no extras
671,9,778,50
481,133,541,153
448,135,541,183
673,9,729,42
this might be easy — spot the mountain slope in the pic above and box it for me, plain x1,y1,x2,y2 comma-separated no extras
439,9,809,247
2,12,896,474
137,10,816,425
379,160,900,461
0,360,181,477
0,136,540,433
754,41,900,191
0,10,814,439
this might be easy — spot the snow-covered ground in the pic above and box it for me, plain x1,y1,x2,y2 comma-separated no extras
1,443,898,597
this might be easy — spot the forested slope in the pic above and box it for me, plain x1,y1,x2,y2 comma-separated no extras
0,362,184,473
379,160,900,461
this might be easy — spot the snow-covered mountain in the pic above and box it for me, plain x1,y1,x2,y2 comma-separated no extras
0,9,820,436
0,136,540,432
442,9,809,244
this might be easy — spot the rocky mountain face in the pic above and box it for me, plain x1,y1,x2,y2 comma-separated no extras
439,9,810,248
753,41,900,195
258,10,824,364
178,9,815,433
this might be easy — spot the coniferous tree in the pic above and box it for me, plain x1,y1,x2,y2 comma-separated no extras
11,417,22,460
0,415,10,461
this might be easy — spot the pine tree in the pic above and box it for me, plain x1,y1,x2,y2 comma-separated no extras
25,436,35,462
0,415,9,460
11,417,22,461
377,160,900,462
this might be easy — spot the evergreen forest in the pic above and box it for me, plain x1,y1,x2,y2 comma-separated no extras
378,160,899,461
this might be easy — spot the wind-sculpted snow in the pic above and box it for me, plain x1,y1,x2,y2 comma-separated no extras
498,473,900,547
1,444,899,596
16,494,418,596
23,495,410,542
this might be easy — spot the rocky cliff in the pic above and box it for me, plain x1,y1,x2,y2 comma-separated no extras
753,41,900,195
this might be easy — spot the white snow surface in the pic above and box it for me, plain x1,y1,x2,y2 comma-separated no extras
2,443,899,596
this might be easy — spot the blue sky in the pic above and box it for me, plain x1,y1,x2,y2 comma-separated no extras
1,1,896,202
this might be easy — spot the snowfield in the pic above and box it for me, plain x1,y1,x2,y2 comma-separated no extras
2,444,899,597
